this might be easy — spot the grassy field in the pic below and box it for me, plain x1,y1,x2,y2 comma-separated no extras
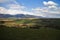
0,27,60,40
1,18,60,29
0,18,60,40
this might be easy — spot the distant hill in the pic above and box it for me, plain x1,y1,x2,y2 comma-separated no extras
0,14,13,18
0,14,43,18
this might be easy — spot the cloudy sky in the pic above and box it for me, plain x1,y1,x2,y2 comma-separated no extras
0,0,60,18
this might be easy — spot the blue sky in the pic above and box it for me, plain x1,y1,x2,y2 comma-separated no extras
16,0,60,8
16,0,44,8
0,0,60,18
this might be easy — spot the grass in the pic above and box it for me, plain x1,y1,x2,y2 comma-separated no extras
0,27,60,40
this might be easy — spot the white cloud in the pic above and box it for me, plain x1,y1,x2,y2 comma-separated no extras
32,6,60,18
7,9,34,15
0,0,31,15
0,6,34,15
0,0,34,15
43,1,57,9
0,7,7,14
33,1,60,18
6,3,32,15
0,0,60,18
43,1,57,6
32,7,48,13
32,7,49,17
8,4,25,10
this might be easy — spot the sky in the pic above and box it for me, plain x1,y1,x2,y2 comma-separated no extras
0,0,60,18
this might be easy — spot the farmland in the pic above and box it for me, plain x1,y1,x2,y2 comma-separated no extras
0,18,60,40
0,18,60,29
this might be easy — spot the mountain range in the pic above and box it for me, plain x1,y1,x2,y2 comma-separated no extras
0,14,43,18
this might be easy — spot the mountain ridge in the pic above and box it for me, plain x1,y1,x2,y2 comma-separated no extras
0,14,43,18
